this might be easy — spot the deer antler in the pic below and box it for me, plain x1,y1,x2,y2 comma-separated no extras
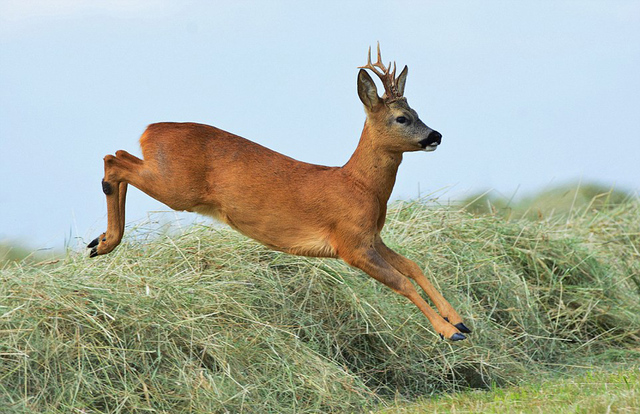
358,42,401,101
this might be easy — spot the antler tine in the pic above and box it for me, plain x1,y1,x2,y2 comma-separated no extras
374,42,388,73
372,42,391,75
359,45,387,78
358,42,402,101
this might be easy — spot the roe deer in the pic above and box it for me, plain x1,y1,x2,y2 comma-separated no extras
88,44,470,340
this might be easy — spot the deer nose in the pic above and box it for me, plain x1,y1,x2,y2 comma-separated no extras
429,130,442,145
418,130,442,149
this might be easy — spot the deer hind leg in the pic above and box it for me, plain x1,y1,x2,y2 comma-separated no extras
340,247,465,341
88,150,141,257
375,239,471,334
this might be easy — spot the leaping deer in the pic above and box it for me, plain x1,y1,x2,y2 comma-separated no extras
88,44,470,341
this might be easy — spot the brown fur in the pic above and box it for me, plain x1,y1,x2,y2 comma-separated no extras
90,51,469,340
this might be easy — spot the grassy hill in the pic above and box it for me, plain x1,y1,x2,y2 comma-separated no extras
463,182,630,220
1,196,639,413
0,242,33,264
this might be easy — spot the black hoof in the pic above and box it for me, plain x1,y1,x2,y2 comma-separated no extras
455,322,472,334
89,247,98,258
87,237,100,248
450,333,466,341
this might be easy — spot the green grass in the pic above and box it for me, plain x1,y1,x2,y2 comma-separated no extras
1,240,60,265
0,241,35,264
463,182,630,220
1,195,639,413
377,365,640,413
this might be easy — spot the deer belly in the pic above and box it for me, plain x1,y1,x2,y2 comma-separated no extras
273,234,337,258
238,223,336,258
193,204,336,258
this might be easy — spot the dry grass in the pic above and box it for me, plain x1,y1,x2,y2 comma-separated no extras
1,197,639,413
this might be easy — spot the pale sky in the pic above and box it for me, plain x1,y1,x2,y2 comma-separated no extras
1,1,639,251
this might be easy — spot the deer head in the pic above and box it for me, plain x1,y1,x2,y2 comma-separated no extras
357,43,442,153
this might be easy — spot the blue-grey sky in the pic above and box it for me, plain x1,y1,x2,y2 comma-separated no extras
1,1,639,251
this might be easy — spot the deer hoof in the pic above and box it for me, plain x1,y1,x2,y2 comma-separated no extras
443,317,472,334
440,332,466,341
454,322,472,334
87,237,100,248
450,333,466,341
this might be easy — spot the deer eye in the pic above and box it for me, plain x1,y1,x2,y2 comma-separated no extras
395,116,408,124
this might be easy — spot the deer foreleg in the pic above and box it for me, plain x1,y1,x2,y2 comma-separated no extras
375,239,471,333
341,247,465,341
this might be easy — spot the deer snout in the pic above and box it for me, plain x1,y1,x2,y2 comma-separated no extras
419,130,442,151
429,130,442,145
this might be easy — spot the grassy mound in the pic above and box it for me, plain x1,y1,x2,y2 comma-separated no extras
1,199,639,413
463,182,630,220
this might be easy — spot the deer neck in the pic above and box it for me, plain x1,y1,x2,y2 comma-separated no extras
343,122,403,205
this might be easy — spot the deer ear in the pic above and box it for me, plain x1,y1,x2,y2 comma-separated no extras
396,65,408,97
357,69,381,109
